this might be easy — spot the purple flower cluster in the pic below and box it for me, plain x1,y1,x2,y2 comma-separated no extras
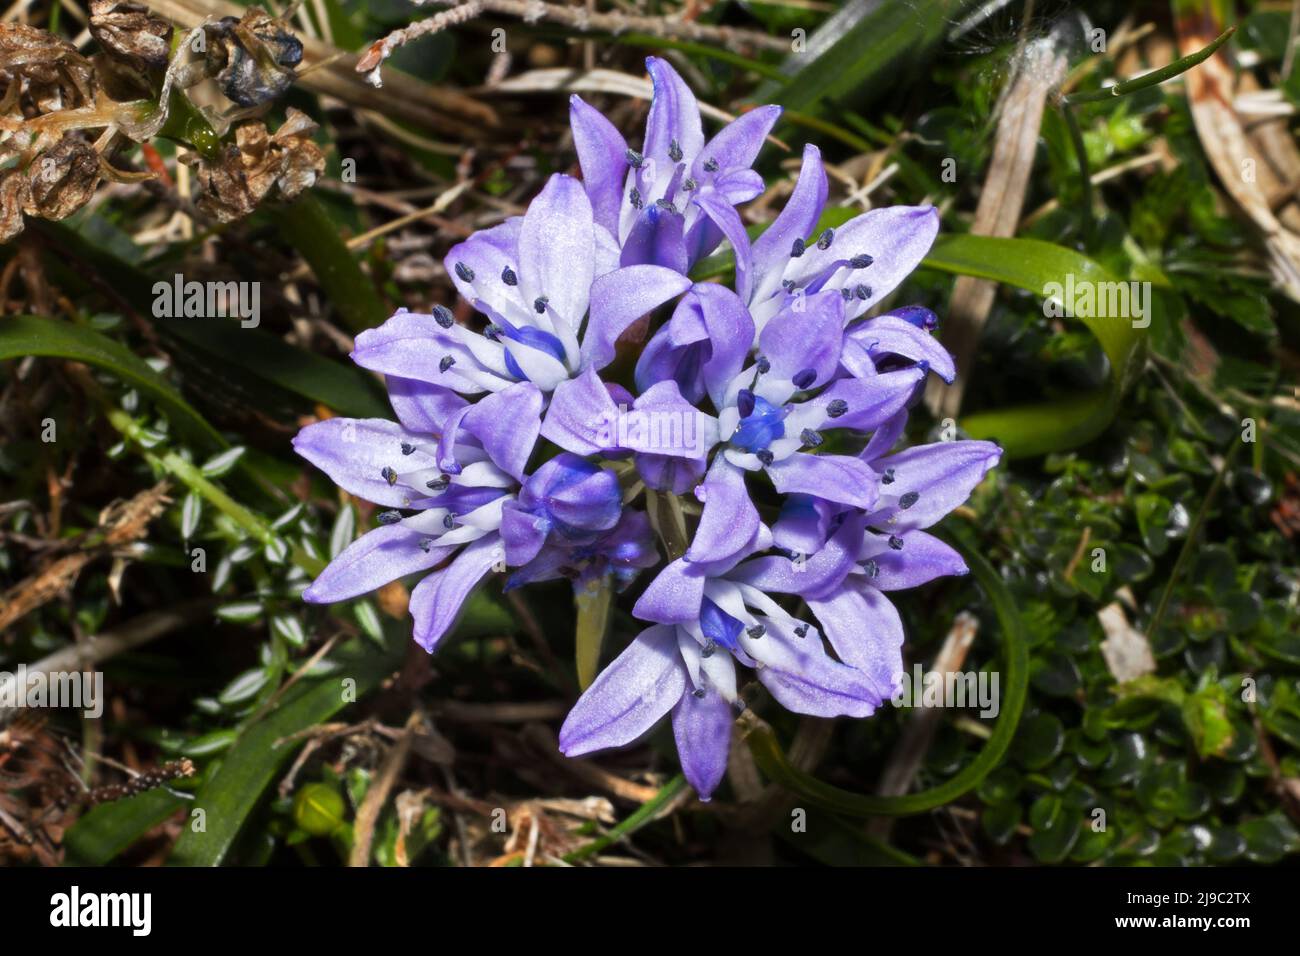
293,58,1001,800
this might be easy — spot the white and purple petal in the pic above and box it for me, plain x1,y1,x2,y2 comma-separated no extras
559,623,686,756
409,533,504,652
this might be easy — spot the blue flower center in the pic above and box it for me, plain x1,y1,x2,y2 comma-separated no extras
700,597,745,651
500,325,567,381
730,394,786,453
431,484,508,515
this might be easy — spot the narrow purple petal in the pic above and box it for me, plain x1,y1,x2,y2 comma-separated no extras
443,219,524,325
671,688,733,801
687,458,758,565
304,523,453,603
540,367,618,456
807,584,903,697
751,144,827,303
847,313,956,383
635,283,754,408
620,204,688,273
559,623,686,756
434,404,472,475
692,188,753,301
517,174,595,331
643,57,704,166
461,381,542,481
751,622,885,717
409,534,503,652
352,312,487,393
633,557,706,625
860,409,908,463
867,530,967,590
499,500,550,567
386,377,468,435
625,379,719,460
710,168,765,205
758,289,844,388
521,452,622,534
771,493,836,556
692,104,781,179
869,440,1001,530
570,94,630,238
784,205,939,317
581,265,692,371
292,417,428,507
814,367,924,432
765,452,879,509
729,511,863,599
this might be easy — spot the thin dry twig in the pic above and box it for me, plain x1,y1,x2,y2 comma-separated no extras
0,482,171,633
357,0,790,85
145,0,498,135
0,599,215,726
348,710,423,867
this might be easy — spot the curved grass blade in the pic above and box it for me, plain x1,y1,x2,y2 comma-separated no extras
922,234,1146,458
760,0,970,114
0,315,226,449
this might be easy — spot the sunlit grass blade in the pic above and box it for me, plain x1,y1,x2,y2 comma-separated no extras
1065,26,1235,104
922,234,1148,458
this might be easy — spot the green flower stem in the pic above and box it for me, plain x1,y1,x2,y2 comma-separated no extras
156,87,222,161
1061,102,1094,245
647,488,691,562
742,530,1028,816
562,774,688,863
574,574,614,691
271,195,389,334
105,406,325,577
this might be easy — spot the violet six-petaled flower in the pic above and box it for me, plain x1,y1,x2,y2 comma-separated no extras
293,57,1002,800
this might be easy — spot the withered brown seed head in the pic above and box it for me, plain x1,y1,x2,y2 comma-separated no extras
195,143,260,224
203,10,303,109
0,169,32,242
0,23,96,111
194,108,324,223
89,1,175,73
24,135,101,222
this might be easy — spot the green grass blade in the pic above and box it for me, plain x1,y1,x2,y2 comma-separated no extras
36,221,390,419
1066,27,1235,104
763,0,970,113
0,315,226,449
167,632,405,866
64,789,186,865
271,194,389,334
922,234,1146,458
